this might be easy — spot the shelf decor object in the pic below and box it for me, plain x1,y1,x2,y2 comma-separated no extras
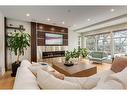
6,25,25,31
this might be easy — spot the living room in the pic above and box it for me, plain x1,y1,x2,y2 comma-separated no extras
1,4,127,92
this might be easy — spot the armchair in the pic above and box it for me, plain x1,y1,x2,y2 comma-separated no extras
88,51,108,64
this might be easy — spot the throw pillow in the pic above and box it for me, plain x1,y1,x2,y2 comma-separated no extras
111,56,127,73
108,66,127,89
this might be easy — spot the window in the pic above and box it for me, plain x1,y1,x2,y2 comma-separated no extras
85,29,127,59
96,33,111,55
113,30,127,54
86,36,96,51
86,33,111,54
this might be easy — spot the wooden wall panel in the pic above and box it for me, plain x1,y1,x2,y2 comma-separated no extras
37,31,45,38
37,38,45,46
31,22,37,62
36,23,68,46
4,17,7,71
31,22,68,62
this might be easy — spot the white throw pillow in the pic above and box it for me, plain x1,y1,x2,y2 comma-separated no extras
84,70,114,89
93,68,127,89
95,69,115,87
20,60,32,68
37,69,81,89
107,66,127,89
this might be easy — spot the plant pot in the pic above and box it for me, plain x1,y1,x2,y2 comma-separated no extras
64,61,74,66
11,62,21,77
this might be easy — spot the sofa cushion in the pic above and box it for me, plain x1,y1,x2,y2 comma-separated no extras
65,75,100,89
49,71,65,80
64,77,87,88
111,56,127,73
29,64,48,75
13,67,40,89
65,69,114,89
37,69,81,89
93,80,123,89
20,60,32,68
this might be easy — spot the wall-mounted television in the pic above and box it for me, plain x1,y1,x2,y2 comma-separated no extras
45,33,63,45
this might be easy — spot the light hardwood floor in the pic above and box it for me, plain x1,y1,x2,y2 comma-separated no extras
81,59,111,72
0,62,111,89
0,71,15,89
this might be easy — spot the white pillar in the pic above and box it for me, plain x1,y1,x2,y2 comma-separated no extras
110,31,114,58
95,36,98,51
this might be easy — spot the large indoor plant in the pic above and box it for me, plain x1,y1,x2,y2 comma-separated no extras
8,30,30,76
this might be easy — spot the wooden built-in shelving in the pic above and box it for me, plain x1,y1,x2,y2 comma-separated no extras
6,26,25,31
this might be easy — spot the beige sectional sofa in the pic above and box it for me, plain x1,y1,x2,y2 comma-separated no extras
13,56,127,89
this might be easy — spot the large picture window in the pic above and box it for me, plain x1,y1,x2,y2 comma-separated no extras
84,29,127,58
85,33,111,55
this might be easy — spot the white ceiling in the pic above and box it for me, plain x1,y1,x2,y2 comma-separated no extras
0,6,127,31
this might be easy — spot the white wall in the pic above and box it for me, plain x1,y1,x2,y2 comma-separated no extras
6,19,31,69
67,29,79,51
0,11,5,76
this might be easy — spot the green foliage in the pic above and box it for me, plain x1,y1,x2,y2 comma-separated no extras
65,48,88,61
79,48,88,58
7,31,31,62
71,48,80,58
65,51,71,61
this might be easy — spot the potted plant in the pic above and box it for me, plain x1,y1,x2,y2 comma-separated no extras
64,51,74,66
64,48,88,66
7,30,31,76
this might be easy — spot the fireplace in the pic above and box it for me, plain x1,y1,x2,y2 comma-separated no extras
42,51,65,59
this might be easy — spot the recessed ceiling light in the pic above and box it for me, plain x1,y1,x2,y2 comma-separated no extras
26,13,30,17
47,18,51,21
87,19,91,21
110,9,115,12
62,21,65,24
